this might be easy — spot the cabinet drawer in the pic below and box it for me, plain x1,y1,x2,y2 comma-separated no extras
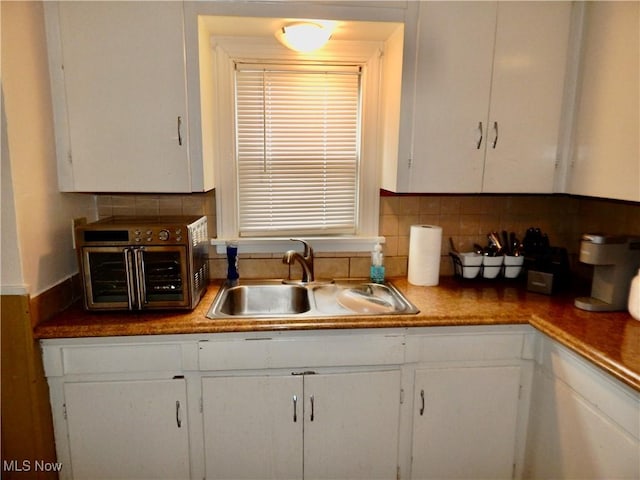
406,330,526,363
198,333,405,371
60,344,183,375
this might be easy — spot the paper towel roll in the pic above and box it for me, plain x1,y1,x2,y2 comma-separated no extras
408,225,442,286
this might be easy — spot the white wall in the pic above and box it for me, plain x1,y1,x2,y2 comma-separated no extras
1,1,95,296
1,92,25,293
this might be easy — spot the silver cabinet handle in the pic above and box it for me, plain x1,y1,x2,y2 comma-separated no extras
177,116,183,146
476,121,483,149
492,121,499,148
293,395,298,423
419,389,425,416
176,400,182,428
310,395,315,422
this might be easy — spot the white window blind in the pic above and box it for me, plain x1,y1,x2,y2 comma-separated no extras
235,63,361,237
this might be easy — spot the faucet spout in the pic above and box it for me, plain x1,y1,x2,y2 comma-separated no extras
282,239,315,283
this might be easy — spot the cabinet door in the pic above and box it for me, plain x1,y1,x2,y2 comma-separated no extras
482,2,572,193
409,2,497,193
202,375,303,480
411,366,521,479
55,2,190,192
304,370,401,480
524,347,640,478
566,2,640,202
64,379,190,480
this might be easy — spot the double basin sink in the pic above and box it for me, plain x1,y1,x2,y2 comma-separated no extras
206,279,419,319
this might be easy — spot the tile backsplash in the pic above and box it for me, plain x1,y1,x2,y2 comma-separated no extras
96,191,640,280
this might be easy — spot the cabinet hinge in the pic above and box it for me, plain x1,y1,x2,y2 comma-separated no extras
62,403,67,420
400,388,404,405
518,384,523,400
397,465,401,480
199,397,203,414
512,462,516,479
407,157,413,169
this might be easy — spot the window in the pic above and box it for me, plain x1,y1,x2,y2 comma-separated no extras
209,36,385,253
235,64,361,237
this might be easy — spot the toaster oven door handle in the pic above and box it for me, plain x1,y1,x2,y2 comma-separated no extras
123,248,137,310
134,247,147,308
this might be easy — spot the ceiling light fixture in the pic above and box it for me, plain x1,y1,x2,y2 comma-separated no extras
275,22,333,53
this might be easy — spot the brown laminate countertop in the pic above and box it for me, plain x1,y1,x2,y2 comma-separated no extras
34,277,640,392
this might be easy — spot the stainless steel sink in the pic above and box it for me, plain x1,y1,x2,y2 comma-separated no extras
311,280,418,315
214,283,311,316
206,279,419,319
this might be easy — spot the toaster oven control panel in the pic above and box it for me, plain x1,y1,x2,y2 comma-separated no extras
80,226,187,245
76,215,206,249
132,227,184,244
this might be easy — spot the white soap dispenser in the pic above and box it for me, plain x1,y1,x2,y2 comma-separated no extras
629,268,640,321
370,243,385,284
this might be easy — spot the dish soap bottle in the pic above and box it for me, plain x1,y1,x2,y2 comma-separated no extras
370,243,385,284
226,241,239,286
629,268,640,321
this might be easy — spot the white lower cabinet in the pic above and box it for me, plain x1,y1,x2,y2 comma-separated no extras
202,374,303,480
202,370,401,480
410,366,521,480
303,371,400,479
523,336,640,479
404,327,533,480
64,379,190,480
41,325,638,480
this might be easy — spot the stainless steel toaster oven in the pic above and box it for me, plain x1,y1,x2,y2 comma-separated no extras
75,215,208,311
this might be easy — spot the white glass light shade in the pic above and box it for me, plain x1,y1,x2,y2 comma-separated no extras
275,23,332,53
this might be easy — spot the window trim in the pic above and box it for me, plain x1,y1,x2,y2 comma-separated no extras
210,36,384,253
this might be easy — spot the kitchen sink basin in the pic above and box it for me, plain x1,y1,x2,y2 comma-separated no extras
214,283,311,316
206,279,419,319
311,281,418,315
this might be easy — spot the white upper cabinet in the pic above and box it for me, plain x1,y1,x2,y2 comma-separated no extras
383,1,572,193
45,1,210,193
565,2,640,202
410,1,496,193
483,2,572,193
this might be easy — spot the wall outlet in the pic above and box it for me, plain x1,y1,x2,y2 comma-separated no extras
71,217,87,250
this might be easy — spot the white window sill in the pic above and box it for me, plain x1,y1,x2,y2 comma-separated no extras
211,236,385,255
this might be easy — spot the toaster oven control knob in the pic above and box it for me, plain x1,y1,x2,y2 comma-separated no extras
158,229,170,241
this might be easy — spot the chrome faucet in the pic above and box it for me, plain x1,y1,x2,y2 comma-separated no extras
282,239,315,283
